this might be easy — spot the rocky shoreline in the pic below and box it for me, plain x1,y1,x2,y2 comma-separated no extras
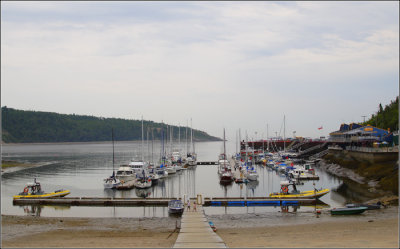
316,159,398,203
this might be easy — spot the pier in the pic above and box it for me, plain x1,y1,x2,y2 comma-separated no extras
173,205,227,248
13,197,321,206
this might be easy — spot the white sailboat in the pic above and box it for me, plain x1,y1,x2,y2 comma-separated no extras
104,128,121,189
218,128,234,184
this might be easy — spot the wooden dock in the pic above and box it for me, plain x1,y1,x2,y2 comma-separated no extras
13,197,174,206
13,197,321,206
173,205,227,248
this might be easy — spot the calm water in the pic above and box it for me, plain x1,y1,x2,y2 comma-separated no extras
1,141,347,217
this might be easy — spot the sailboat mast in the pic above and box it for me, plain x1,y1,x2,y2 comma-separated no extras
178,124,180,152
283,115,286,152
223,128,226,157
190,118,193,153
235,130,238,155
112,127,115,172
151,129,154,164
147,127,149,162
161,126,165,164
141,116,144,162
170,126,173,154
267,123,269,151
239,128,241,152
186,120,188,155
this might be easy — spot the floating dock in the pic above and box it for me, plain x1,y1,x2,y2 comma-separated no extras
197,161,218,165
13,197,321,206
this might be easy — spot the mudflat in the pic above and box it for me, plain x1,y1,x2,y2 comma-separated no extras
1,206,398,248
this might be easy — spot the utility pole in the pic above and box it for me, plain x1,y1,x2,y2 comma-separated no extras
361,115,366,123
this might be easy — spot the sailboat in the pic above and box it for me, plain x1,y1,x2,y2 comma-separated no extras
218,128,234,184
104,128,121,189
186,118,197,166
133,117,152,189
244,134,259,181
155,130,169,177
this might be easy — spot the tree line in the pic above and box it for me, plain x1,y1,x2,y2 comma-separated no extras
1,107,221,143
363,96,399,132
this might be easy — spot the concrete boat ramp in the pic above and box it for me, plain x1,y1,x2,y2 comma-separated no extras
174,205,227,248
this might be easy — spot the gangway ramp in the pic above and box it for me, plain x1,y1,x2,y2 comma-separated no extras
173,205,227,248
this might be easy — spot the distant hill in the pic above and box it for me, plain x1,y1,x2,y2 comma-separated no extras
1,107,221,143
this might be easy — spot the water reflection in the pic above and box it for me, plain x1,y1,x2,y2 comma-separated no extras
135,188,152,198
21,205,71,217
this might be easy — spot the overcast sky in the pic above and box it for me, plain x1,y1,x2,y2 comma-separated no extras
1,1,399,141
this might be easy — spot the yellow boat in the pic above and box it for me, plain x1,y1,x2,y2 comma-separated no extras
269,180,330,199
269,188,330,199
13,179,70,200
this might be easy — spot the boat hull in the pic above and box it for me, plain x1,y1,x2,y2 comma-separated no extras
331,207,368,215
269,189,330,199
13,190,70,200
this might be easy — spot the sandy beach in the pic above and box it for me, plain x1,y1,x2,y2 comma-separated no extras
2,206,398,248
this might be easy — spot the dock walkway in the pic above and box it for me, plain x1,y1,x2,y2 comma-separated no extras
173,205,227,248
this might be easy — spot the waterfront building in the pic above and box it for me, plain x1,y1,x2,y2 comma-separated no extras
329,123,393,145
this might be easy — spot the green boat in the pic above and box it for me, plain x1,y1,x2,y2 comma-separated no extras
330,206,368,215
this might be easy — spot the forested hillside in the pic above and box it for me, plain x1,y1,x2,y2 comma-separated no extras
1,107,221,143
363,96,399,132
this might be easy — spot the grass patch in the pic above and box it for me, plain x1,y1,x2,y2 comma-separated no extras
2,160,31,168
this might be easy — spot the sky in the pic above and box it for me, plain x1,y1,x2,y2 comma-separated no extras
1,1,399,141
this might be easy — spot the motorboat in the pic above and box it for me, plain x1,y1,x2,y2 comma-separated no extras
269,180,330,199
330,206,368,215
168,199,184,215
115,165,136,183
13,179,70,200
129,160,149,176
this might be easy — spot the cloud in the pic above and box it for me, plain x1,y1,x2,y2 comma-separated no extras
1,1,398,140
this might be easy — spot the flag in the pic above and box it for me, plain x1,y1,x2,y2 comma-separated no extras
318,126,323,130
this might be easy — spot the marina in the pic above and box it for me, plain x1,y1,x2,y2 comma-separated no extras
2,140,347,218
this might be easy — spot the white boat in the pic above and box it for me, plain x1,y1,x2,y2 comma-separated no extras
149,173,160,185
165,164,176,174
244,166,259,181
115,165,136,183
289,165,319,180
134,176,152,189
129,160,149,177
173,163,182,171
186,154,197,166
104,174,121,189
171,151,183,164
155,164,169,178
